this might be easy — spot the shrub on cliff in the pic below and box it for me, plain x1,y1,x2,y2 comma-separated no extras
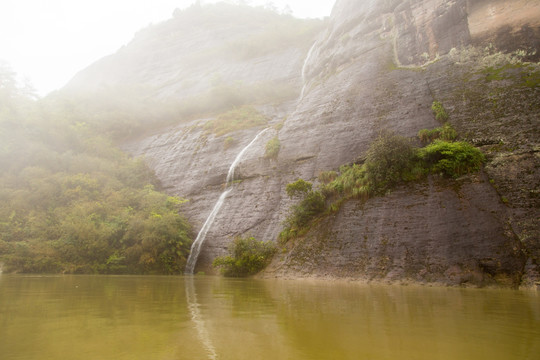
364,132,419,193
431,100,449,121
212,236,276,277
285,178,313,198
280,179,326,242
264,136,280,159
419,140,485,178
278,127,485,242
418,123,457,144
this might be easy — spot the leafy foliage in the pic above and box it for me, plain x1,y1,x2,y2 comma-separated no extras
431,100,449,121
280,180,326,242
285,178,313,198
212,236,276,277
364,132,419,193
0,66,192,274
264,136,280,159
418,123,458,144
322,164,371,200
279,126,485,242
419,140,485,178
317,170,338,184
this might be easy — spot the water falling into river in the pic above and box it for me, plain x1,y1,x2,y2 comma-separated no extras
185,128,268,274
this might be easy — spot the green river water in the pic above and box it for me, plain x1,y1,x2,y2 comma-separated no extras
0,275,538,360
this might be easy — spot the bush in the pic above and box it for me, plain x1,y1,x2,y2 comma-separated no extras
280,183,326,243
364,132,417,192
418,123,457,144
264,136,280,159
288,191,326,228
419,140,485,177
285,178,313,198
277,130,485,243
212,236,276,277
318,170,338,184
431,100,449,121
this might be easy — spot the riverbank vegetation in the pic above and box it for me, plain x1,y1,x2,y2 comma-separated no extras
212,235,276,277
279,123,485,243
0,65,192,274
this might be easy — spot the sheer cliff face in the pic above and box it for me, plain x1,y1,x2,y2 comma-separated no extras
121,1,539,286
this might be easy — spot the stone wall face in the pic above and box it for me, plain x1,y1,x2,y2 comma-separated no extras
117,1,539,286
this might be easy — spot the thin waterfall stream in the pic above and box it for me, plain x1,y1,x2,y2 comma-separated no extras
299,41,316,100
185,128,268,274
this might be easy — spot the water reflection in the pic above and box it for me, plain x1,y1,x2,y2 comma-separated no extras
185,276,218,360
0,275,538,360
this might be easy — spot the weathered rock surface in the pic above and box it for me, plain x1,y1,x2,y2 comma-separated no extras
82,1,539,287
264,0,538,287
265,175,525,287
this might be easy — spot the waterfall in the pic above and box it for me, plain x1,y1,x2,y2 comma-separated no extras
185,128,268,274
299,41,317,100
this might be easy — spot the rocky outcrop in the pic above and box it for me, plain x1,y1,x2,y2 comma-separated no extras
468,0,540,60
64,3,322,101
89,1,539,287
266,175,524,287
262,0,538,287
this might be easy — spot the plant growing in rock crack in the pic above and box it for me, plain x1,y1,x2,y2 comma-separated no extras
280,179,326,243
418,123,457,144
264,136,280,159
418,140,485,178
431,100,449,122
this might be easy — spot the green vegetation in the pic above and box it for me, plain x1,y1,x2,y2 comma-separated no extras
0,65,192,274
212,236,276,277
280,179,326,242
264,136,281,159
431,101,449,121
482,63,523,81
317,170,338,184
523,69,540,88
419,140,485,178
204,105,267,136
364,132,419,192
286,178,313,198
418,123,457,144
280,125,485,242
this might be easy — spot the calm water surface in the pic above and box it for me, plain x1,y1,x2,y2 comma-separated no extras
0,275,538,360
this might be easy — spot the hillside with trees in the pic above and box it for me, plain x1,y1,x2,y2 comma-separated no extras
0,63,192,274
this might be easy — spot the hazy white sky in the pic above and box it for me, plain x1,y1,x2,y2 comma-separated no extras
0,0,335,96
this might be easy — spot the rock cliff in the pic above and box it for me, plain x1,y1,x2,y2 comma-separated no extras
72,1,539,287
